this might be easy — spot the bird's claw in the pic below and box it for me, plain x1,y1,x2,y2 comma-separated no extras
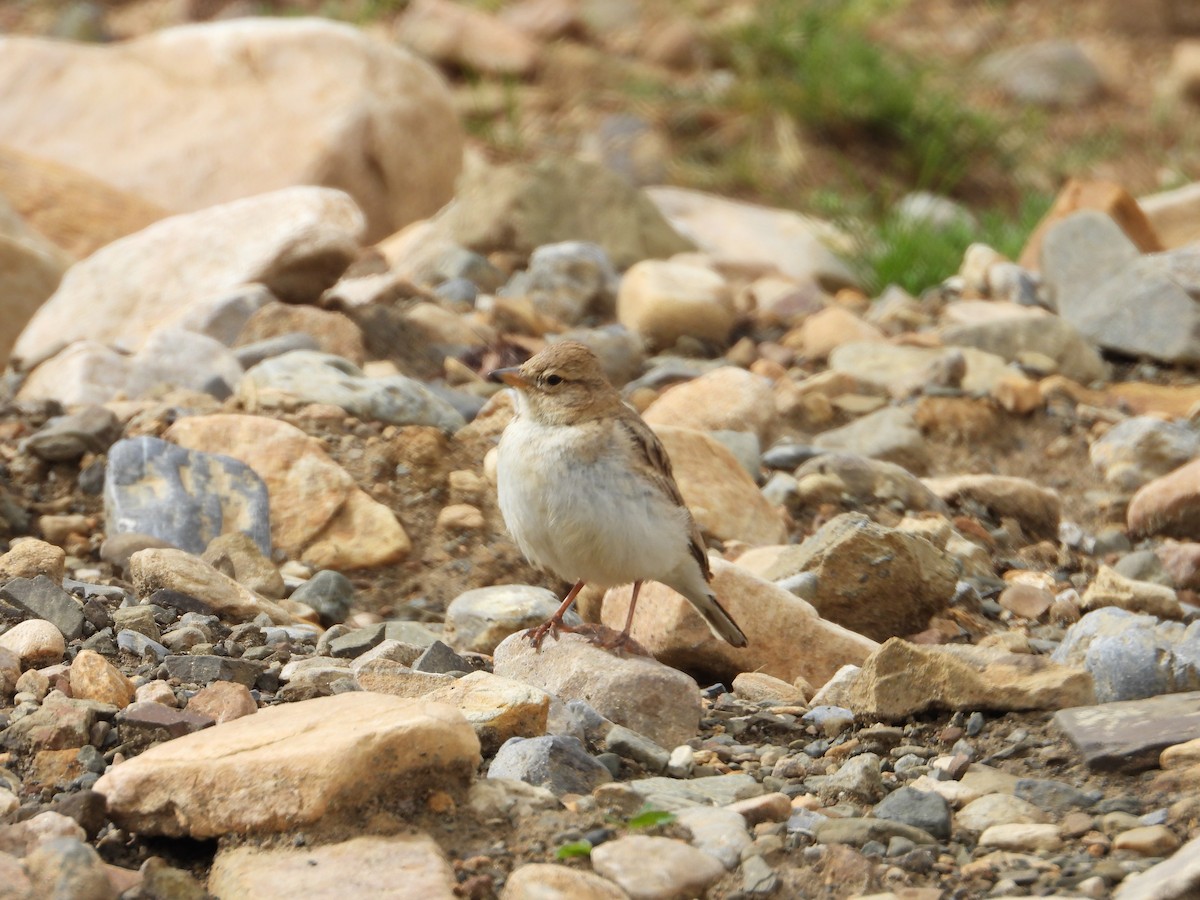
523,616,577,650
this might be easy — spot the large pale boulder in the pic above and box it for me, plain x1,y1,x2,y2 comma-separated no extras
165,414,410,569
94,694,480,837
652,426,786,546
13,187,363,363
0,18,461,241
601,559,879,687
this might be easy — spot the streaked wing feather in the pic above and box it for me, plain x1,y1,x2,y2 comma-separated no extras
617,413,712,582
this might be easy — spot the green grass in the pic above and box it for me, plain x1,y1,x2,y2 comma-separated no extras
844,191,1055,296
713,0,1011,200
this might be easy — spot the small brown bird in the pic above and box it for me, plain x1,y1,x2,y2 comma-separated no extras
490,341,748,651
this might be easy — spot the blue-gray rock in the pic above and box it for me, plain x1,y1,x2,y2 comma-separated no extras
290,570,355,626
1113,549,1173,587
125,327,245,400
162,654,266,687
233,332,320,369
941,314,1108,385
1043,213,1200,364
433,277,478,307
0,575,84,640
412,640,473,675
812,407,930,475
1089,416,1200,491
117,629,169,662
1051,607,1200,703
104,436,271,557
486,734,613,795
763,443,824,470
22,405,121,462
505,241,619,324
1014,778,1102,813
327,624,385,658
239,350,465,431
978,40,1105,107
603,724,670,774
872,787,951,840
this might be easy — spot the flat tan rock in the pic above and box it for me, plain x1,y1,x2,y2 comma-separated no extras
1128,458,1200,539
165,414,410,569
849,639,1095,721
209,833,457,899
602,559,878,688
129,548,300,625
359,667,550,754
95,693,480,837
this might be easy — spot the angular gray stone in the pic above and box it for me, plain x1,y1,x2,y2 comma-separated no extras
872,786,952,840
486,735,612,796
239,350,465,431
1054,690,1200,772
812,407,930,475
163,655,266,688
792,454,950,514
412,640,473,675
505,241,619,324
1090,416,1200,491
436,156,694,271
1043,213,1200,364
104,436,271,557
290,570,355,626
941,314,1108,385
124,328,245,400
627,773,763,811
752,512,957,643
22,406,121,462
0,575,84,640
24,838,116,900
1052,607,1199,703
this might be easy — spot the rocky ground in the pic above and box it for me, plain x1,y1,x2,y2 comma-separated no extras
4,2,1200,900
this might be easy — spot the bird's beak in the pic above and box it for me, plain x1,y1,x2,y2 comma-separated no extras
489,367,530,389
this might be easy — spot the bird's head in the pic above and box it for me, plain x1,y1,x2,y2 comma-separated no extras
489,341,621,425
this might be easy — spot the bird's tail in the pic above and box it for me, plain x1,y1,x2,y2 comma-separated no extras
688,588,748,648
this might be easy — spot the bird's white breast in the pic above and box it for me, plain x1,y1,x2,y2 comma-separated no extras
496,415,690,588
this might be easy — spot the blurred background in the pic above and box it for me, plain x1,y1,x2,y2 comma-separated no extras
4,0,1200,297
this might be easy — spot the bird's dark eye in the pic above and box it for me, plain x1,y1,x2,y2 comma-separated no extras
544,374,563,386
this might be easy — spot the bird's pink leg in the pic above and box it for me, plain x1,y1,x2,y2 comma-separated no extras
596,581,642,653
525,580,585,650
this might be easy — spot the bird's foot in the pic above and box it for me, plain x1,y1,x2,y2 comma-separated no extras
523,616,578,651
572,623,650,657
